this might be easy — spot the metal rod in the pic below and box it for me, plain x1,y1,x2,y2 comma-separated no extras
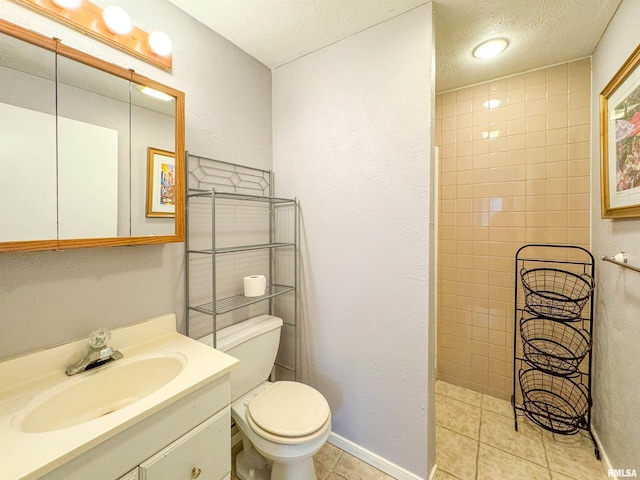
211,188,217,348
294,198,299,382
185,151,190,338
601,254,640,274
269,170,274,319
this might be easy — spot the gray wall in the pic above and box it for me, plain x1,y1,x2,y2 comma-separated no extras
273,6,434,478
0,0,272,359
590,0,640,471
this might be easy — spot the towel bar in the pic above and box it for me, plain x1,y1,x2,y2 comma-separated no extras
601,252,640,274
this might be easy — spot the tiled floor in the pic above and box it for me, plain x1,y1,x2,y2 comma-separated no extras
232,380,608,480
231,440,395,480
434,380,608,480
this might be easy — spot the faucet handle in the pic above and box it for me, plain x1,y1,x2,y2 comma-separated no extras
89,328,112,349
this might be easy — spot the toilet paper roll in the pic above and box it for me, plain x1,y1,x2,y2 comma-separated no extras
244,275,267,297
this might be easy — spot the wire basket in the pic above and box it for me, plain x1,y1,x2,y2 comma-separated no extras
519,369,589,434
520,315,591,376
520,268,594,320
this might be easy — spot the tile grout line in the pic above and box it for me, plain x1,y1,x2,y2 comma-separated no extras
541,427,552,479
475,403,482,480
439,382,608,480
439,386,471,480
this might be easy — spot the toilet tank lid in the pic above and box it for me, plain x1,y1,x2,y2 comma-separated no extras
200,315,283,352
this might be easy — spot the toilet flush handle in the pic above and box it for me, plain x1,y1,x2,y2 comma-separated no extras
191,467,201,479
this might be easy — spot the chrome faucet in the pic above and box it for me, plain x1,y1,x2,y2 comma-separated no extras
65,328,123,376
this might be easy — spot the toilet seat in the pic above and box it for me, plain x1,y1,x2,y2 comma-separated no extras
246,381,331,445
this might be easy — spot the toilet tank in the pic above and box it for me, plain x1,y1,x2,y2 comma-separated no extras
209,314,283,402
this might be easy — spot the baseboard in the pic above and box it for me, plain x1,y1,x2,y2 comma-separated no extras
429,464,438,480
592,427,615,478
328,432,425,480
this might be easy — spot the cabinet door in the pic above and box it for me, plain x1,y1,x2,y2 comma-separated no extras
139,407,230,480
118,469,139,480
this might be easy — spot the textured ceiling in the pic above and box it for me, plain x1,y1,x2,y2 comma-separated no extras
167,0,427,68
168,0,623,92
434,0,622,91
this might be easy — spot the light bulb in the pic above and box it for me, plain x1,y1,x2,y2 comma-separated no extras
148,31,172,56
103,5,132,35
473,38,508,59
50,0,82,8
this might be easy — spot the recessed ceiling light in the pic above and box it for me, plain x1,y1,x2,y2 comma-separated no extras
473,38,508,59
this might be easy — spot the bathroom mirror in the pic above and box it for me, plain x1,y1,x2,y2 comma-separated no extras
0,19,185,252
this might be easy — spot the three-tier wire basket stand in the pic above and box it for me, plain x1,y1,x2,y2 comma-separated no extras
511,244,599,459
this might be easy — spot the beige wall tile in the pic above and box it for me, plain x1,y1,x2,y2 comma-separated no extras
547,127,568,145
442,91,456,104
457,99,473,115
473,83,491,97
436,61,591,399
527,114,547,132
507,118,527,136
568,192,589,211
568,89,590,109
490,105,506,123
568,124,590,143
546,63,568,80
456,88,472,101
568,141,590,160
568,57,591,76
547,77,568,97
458,112,473,129
547,111,568,130
568,106,590,126
526,82,547,102
526,69,547,85
442,101,456,118
507,103,526,121
527,98,547,116
547,93,568,113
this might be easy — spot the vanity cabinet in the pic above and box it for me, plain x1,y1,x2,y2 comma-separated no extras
42,374,232,480
118,470,139,480
139,408,230,480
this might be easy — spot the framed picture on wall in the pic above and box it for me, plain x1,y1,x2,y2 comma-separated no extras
146,147,176,218
600,44,640,218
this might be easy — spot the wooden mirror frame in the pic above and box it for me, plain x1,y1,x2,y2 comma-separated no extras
0,19,185,252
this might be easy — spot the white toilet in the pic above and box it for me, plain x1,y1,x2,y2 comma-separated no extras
199,315,331,480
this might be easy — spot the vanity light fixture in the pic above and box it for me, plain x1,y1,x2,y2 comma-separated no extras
102,5,132,35
148,31,172,57
13,0,172,70
473,38,508,59
50,0,82,8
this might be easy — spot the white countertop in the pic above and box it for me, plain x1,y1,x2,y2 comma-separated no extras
0,314,238,480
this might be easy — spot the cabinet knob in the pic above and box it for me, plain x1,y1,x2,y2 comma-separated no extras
192,467,202,479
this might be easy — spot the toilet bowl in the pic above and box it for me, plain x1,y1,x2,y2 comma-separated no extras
199,315,331,480
232,381,331,480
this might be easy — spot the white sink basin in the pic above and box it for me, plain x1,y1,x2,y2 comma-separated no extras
0,314,239,480
14,353,186,433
